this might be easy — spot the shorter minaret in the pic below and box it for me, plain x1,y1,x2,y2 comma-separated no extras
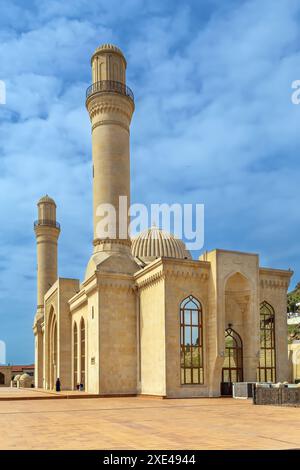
33,195,60,387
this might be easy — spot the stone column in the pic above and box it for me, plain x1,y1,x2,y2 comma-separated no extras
33,195,60,389
86,44,134,256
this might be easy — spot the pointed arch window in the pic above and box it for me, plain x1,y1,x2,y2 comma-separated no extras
80,318,86,389
73,323,78,389
257,301,276,382
222,327,243,384
180,296,204,384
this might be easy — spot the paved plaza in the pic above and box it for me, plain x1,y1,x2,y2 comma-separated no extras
0,388,299,450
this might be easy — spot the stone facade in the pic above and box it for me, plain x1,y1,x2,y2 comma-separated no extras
0,365,35,387
289,341,300,382
33,44,293,397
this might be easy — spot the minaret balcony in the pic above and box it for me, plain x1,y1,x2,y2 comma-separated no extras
34,220,60,229
86,80,134,102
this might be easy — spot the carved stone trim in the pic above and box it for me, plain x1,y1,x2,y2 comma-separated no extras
93,238,131,248
92,120,129,133
87,100,133,121
164,269,209,281
135,271,165,290
260,279,289,290
98,281,135,293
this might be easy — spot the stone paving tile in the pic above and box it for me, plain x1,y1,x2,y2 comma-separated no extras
0,396,299,449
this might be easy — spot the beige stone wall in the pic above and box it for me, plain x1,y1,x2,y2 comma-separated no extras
164,259,210,398
33,325,43,388
135,251,292,398
259,268,292,382
136,262,166,396
99,273,137,395
202,250,221,396
58,278,80,390
289,342,300,382
44,286,58,390
86,289,100,394
69,272,137,395
200,250,260,393
136,257,211,398
0,366,12,386
69,275,98,393
44,278,79,390
69,298,88,391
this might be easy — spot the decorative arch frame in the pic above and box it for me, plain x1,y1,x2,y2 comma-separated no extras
48,306,57,389
180,295,204,385
222,327,244,384
0,372,5,385
73,321,78,389
80,317,86,389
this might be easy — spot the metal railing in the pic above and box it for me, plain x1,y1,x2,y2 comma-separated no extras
34,220,60,229
86,80,134,101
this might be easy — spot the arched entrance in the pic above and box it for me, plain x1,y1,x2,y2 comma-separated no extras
221,327,243,396
48,308,58,390
0,372,5,385
73,322,78,389
80,318,85,390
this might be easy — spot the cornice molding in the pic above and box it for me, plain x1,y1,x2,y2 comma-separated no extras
86,96,134,122
93,238,131,248
164,268,209,281
92,120,129,133
135,270,165,290
260,279,290,290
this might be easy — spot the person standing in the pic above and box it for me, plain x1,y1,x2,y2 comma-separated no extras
56,378,61,392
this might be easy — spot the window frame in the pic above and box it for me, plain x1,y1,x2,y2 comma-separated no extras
180,295,204,385
257,301,276,383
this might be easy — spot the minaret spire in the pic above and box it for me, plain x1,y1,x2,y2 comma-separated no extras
33,195,60,388
85,44,138,277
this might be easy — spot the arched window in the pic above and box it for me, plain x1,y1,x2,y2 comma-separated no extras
80,318,86,389
53,322,57,372
73,323,78,389
222,327,243,384
258,301,276,382
48,308,57,390
180,296,204,384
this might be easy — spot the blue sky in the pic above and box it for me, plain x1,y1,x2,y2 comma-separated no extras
0,0,300,364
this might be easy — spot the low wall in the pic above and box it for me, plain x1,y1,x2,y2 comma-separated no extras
254,385,300,406
233,382,255,398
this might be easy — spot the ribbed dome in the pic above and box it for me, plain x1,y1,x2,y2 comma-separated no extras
131,226,192,264
13,374,21,382
92,44,126,64
95,43,124,55
38,195,56,205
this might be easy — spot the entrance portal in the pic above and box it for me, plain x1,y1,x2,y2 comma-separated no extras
221,327,243,396
0,372,5,385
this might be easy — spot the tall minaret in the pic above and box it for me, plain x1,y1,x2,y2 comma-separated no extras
85,44,137,274
33,195,60,387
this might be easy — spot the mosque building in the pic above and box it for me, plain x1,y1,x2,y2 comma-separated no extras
33,44,292,397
